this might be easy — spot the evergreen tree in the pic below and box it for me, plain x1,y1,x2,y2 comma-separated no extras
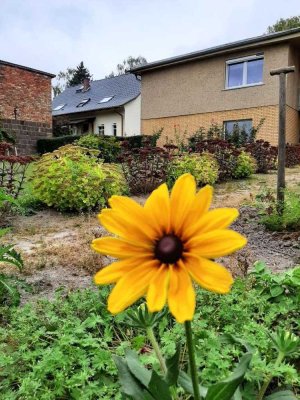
68,62,92,86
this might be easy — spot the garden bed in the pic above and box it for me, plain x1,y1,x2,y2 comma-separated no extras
1,167,300,303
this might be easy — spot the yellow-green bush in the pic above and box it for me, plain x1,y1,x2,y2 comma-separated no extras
167,153,219,187
233,151,256,179
31,145,127,212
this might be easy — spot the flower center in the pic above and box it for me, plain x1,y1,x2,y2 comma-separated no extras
154,234,183,264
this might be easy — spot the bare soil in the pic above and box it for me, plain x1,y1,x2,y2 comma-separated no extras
1,167,300,302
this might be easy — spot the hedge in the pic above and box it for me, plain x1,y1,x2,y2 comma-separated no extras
37,135,81,154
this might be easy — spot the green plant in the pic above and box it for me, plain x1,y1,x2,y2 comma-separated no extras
256,189,300,231
30,145,127,211
76,134,121,162
233,151,256,179
167,153,219,188
37,135,81,154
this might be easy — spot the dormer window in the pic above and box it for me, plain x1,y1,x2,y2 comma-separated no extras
76,98,90,108
99,96,113,103
53,104,66,111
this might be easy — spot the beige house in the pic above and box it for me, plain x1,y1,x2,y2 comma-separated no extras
131,28,300,145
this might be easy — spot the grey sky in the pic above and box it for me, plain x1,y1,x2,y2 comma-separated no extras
0,0,299,82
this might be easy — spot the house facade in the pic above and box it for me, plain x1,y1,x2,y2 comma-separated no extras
0,60,55,154
131,28,300,146
52,74,141,137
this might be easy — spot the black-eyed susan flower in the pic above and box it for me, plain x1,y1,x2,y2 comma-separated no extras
92,173,247,323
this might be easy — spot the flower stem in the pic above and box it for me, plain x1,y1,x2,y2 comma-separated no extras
185,321,201,400
257,351,285,400
146,326,167,375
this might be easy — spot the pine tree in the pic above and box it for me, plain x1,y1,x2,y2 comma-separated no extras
68,62,92,86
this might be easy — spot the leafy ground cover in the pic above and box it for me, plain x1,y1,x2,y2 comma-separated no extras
0,265,299,399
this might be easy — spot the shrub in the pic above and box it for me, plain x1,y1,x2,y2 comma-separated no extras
37,135,81,154
167,153,219,188
76,134,121,162
119,146,170,194
31,145,127,211
233,151,256,179
256,189,300,231
286,144,300,167
245,140,277,173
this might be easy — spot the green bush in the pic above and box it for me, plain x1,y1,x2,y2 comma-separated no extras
257,189,300,231
76,134,121,163
37,135,81,154
0,267,299,399
30,145,127,212
233,151,256,179
167,153,219,188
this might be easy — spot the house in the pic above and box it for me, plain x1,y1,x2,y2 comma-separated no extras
52,74,141,137
131,28,300,146
0,59,55,154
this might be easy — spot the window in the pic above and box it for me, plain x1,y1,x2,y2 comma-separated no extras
98,124,105,135
76,98,90,107
226,55,263,89
224,119,253,136
76,85,84,93
99,96,113,103
112,123,117,136
53,104,65,111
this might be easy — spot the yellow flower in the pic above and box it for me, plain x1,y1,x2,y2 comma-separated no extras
92,174,247,323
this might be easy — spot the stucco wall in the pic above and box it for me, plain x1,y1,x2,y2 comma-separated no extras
124,95,141,136
141,44,289,120
93,111,122,136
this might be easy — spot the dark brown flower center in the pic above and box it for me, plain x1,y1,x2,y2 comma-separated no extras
154,234,183,264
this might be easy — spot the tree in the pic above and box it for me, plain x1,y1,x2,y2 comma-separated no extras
267,15,300,33
106,56,147,78
68,61,92,86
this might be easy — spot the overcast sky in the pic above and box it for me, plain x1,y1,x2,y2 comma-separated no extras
0,0,299,82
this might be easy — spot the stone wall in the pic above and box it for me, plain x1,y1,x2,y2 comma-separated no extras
1,118,52,154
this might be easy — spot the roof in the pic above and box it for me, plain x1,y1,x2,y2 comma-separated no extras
130,27,300,74
0,59,55,78
52,73,141,117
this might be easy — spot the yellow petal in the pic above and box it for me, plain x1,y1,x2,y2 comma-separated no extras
144,183,171,236
99,209,154,243
184,254,234,294
92,237,153,259
168,263,195,323
170,174,196,236
108,196,158,238
108,260,159,314
94,257,151,284
186,229,247,259
183,208,239,241
147,264,169,312
182,185,213,231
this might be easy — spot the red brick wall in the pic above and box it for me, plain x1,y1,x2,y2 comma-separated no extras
0,64,52,124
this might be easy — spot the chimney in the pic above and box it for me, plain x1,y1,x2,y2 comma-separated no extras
83,78,90,91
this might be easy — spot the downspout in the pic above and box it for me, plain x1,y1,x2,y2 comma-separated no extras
115,109,124,137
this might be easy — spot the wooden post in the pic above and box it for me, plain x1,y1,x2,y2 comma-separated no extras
270,66,295,214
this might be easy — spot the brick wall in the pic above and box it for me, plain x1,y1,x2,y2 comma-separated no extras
142,105,299,146
0,63,53,153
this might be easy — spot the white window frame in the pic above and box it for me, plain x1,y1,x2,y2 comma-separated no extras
98,124,105,135
225,54,264,89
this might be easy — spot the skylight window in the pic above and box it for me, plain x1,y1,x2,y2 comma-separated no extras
99,96,113,103
53,104,65,111
76,85,84,93
76,98,90,107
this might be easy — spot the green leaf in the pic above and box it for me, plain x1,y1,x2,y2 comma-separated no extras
165,344,180,386
270,285,284,297
125,350,151,387
221,333,255,353
113,355,146,400
205,353,252,400
178,371,208,398
148,370,172,400
264,390,297,399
